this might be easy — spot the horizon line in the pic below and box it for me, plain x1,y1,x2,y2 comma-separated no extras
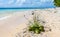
0,7,55,9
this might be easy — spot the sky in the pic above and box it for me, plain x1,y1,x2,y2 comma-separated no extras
0,0,55,8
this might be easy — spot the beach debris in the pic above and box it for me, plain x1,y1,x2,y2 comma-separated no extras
32,12,34,15
32,11,35,14
42,21,46,23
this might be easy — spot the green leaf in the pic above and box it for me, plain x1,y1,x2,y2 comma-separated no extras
34,28,40,34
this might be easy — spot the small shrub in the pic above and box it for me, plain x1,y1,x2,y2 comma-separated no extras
54,0,60,7
28,13,45,34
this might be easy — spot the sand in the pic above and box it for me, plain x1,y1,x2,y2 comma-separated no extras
0,8,60,37
0,10,33,37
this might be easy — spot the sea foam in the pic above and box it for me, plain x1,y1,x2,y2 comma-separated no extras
0,16,11,20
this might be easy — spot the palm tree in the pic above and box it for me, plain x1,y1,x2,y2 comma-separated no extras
54,0,60,7
54,0,60,13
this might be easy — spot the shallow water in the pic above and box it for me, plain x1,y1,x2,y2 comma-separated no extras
0,9,35,20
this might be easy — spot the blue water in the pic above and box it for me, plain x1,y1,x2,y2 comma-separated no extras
0,9,37,14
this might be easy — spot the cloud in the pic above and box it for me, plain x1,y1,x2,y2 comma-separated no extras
15,0,26,5
40,0,54,2
0,0,54,8
0,0,14,5
7,0,14,5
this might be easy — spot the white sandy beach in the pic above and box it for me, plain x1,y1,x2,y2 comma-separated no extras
0,8,60,37
0,10,33,37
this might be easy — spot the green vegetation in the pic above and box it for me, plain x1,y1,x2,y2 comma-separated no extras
28,13,45,34
54,0,60,7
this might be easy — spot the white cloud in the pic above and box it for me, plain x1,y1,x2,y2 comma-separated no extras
15,0,26,5
0,0,14,5
8,0,14,4
0,0,54,7
40,0,54,2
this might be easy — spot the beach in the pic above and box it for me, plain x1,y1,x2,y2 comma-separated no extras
0,10,34,37
0,8,60,37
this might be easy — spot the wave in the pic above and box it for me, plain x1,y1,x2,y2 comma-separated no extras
0,16,11,20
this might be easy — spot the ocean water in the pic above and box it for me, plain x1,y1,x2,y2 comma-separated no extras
0,8,55,20
0,9,20,20
0,9,38,20
0,9,36,14
0,9,27,16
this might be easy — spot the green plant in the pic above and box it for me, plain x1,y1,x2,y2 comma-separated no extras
54,0,60,7
28,13,45,34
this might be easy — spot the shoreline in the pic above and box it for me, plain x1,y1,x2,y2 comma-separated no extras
0,15,11,20
0,11,29,37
